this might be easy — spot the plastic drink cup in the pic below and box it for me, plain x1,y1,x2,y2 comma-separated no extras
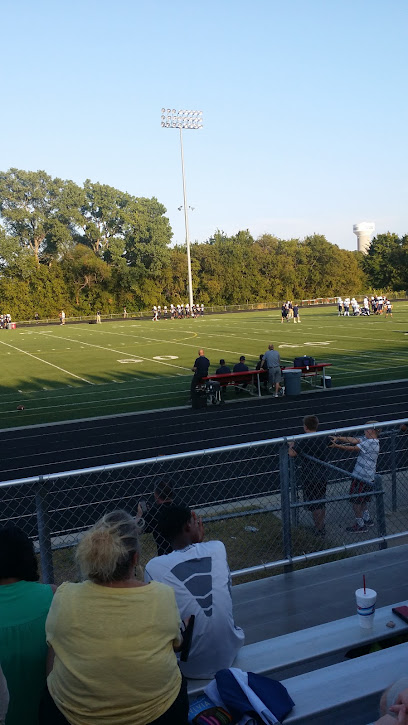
355,588,377,629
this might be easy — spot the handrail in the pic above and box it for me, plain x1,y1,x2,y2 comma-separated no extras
0,417,406,490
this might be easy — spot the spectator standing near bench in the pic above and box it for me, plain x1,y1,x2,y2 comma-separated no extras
288,415,328,537
330,421,380,534
190,349,210,399
263,343,282,397
145,505,244,680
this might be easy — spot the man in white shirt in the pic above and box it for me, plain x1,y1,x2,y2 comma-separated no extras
144,505,244,679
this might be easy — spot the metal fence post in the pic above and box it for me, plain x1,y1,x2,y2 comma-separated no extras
374,475,388,551
280,441,293,572
390,431,397,512
35,476,54,584
289,456,299,528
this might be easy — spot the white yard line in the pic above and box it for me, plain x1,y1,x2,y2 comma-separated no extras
97,328,294,363
39,332,191,372
0,339,94,385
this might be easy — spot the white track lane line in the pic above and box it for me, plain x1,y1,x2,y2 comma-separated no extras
0,388,190,417
0,339,93,384
39,332,191,372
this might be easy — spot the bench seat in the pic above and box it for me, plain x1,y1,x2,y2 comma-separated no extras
187,600,408,698
283,642,408,724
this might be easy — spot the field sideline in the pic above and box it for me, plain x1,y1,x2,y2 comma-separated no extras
1,304,408,429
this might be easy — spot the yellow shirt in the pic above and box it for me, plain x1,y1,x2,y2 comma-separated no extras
46,580,182,725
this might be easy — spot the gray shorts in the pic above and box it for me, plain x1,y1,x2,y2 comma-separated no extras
268,367,281,384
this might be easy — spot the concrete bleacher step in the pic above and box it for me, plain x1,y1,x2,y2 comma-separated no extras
188,599,408,698
231,543,408,644
282,642,408,725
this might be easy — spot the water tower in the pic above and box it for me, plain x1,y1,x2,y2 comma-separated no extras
353,222,375,254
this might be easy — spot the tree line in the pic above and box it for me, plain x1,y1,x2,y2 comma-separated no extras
0,168,405,318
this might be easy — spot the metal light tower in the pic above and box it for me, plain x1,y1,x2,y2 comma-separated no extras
161,108,203,309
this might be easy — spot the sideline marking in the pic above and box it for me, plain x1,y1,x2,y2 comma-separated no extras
0,339,94,385
118,359,143,364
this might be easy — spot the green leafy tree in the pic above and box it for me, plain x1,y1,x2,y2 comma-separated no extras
80,180,133,256
0,168,83,265
363,233,403,289
62,244,111,307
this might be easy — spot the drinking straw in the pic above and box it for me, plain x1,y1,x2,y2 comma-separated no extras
363,575,366,595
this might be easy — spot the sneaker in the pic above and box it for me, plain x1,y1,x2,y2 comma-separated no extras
274,393,279,398
314,527,326,537
364,518,375,527
346,523,368,534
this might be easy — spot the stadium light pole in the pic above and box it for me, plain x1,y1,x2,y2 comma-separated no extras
161,108,203,309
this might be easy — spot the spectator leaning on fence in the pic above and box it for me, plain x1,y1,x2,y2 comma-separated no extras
288,415,328,537
137,483,176,556
144,505,245,680
41,510,190,725
0,524,55,725
329,421,380,534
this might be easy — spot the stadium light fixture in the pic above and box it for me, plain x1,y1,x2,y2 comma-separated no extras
161,108,203,309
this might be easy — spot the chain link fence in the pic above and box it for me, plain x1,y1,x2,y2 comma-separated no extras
1,419,407,584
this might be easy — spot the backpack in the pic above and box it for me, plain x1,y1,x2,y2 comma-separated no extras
294,355,315,368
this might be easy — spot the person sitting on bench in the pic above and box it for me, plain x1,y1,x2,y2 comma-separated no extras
233,355,249,394
145,505,244,679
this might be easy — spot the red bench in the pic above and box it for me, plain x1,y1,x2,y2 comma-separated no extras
202,369,268,398
283,362,332,388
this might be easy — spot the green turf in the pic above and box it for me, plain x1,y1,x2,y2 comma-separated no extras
1,304,408,428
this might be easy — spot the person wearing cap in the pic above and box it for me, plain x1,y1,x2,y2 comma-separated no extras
233,356,249,394
216,359,231,399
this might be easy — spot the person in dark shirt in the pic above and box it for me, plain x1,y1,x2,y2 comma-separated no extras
190,348,210,397
233,355,249,394
138,483,175,555
216,359,231,375
256,354,268,390
288,415,327,536
216,359,231,398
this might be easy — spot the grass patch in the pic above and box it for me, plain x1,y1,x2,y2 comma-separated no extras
0,303,407,428
46,510,353,587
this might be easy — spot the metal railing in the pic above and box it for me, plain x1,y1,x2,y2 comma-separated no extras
1,418,407,584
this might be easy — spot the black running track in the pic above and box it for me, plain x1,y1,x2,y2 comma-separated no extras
1,381,407,537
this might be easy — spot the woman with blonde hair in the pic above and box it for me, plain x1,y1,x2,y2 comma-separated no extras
40,510,189,725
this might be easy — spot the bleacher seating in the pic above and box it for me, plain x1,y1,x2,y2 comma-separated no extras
187,544,408,723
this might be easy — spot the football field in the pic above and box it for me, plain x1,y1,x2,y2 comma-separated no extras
1,303,408,429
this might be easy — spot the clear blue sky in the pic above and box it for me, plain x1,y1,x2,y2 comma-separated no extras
1,0,407,250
